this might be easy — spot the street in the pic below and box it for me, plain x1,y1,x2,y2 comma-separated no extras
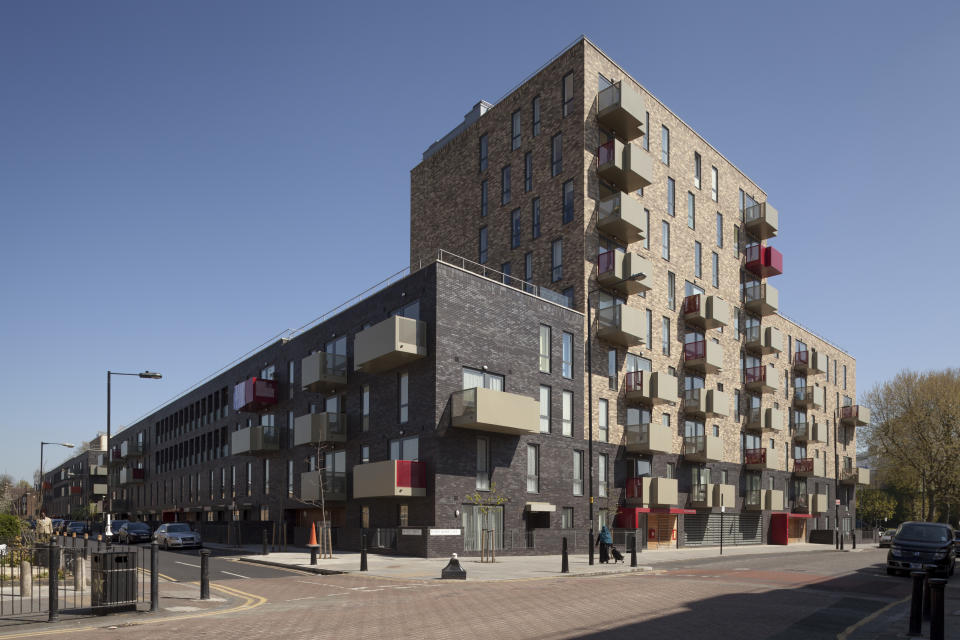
7,545,927,640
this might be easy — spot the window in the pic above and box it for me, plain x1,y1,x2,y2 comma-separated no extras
667,271,676,310
390,436,419,461
711,166,718,201
479,134,488,171
524,152,532,192
480,181,488,217
598,398,608,442
642,111,649,150
361,445,369,463
476,437,490,491
562,391,573,437
398,372,409,423
263,459,269,495
532,95,541,136
286,461,293,498
716,213,723,247
501,262,511,282
246,462,252,497
562,179,574,223
573,451,584,495
501,165,511,205
231,465,236,499
712,252,719,288
667,177,675,216
562,287,574,307
666,462,676,479
694,152,702,189
511,209,522,248
645,309,653,351
551,239,562,282
561,72,573,117
551,133,562,176
607,348,617,389
562,332,574,378
539,325,551,372
561,507,574,529
531,197,541,239
598,453,608,497
694,242,702,278
662,221,670,260
362,385,370,431
843,365,847,390
511,110,521,150
527,444,540,492
524,252,533,287
687,192,696,229
662,316,671,356
643,209,650,250
539,386,551,433
463,367,504,390
478,226,488,264
734,225,740,257
661,126,670,165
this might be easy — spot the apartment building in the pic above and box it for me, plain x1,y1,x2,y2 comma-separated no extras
411,36,868,546
42,435,108,519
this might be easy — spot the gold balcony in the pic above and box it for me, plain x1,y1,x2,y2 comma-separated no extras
744,365,778,394
744,489,765,511
810,493,829,514
623,422,673,455
294,413,347,446
597,139,653,192
92,483,107,495
744,326,783,356
713,483,736,509
354,315,427,374
624,371,678,405
683,340,723,374
745,406,784,432
596,304,644,347
301,352,348,393
794,417,825,443
794,386,825,410
743,283,779,317
451,387,540,435
794,350,826,376
597,81,646,142
792,457,825,478
119,468,145,485
597,250,652,294
89,465,107,477
300,471,347,502
624,476,678,507
840,405,871,427
766,489,784,511
745,447,780,471
597,193,647,245
743,201,778,240
682,434,722,463
683,294,730,330
120,441,143,458
231,425,280,455
353,460,427,498
683,389,729,417
840,467,870,485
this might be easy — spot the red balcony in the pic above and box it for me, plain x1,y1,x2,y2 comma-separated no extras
682,294,701,315
625,477,644,501
598,249,616,275
42,481,52,490
744,244,783,278
232,377,279,413
744,366,768,385
793,458,814,474
684,340,706,361
625,370,643,393
745,448,766,465
70,485,83,495
396,460,427,492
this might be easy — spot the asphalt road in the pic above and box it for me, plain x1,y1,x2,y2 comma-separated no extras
123,543,305,583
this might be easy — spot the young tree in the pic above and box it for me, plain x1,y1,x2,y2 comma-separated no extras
856,487,897,529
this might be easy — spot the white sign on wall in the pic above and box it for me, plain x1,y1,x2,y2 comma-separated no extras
429,528,462,536
401,528,422,536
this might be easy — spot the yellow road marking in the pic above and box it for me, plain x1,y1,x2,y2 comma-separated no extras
836,594,910,640
0,582,266,639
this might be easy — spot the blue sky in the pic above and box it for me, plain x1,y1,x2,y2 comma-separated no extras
2,1,958,481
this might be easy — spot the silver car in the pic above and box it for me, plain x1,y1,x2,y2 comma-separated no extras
153,523,202,550
879,528,897,548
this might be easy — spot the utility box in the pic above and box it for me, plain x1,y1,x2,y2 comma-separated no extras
91,551,137,612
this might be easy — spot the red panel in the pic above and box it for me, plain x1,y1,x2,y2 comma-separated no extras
132,468,145,480
597,250,616,275
650,508,696,515
233,377,279,412
794,350,809,366
682,294,700,315
396,460,426,490
597,140,615,166
841,405,862,421
624,371,643,393
770,512,788,545
745,448,766,465
615,507,646,529
744,366,767,384
745,244,783,278
70,485,82,495
625,477,644,500
684,340,706,361
793,458,814,474
788,513,813,519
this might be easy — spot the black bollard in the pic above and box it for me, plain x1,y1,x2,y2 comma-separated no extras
150,543,159,612
561,537,569,573
588,527,594,566
923,569,932,620
852,530,856,550
909,571,925,636
630,536,637,568
262,529,268,556
200,549,210,600
840,530,845,550
360,534,368,572
929,578,946,640
48,539,60,622
310,545,318,565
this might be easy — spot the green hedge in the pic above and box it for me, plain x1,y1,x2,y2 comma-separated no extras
0,514,22,541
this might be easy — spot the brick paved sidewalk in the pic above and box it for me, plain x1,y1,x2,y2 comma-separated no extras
223,541,843,581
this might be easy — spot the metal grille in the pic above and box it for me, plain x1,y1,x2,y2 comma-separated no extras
683,514,763,547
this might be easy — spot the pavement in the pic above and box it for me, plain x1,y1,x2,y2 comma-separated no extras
221,540,843,580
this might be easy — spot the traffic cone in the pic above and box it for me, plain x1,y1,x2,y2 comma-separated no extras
308,522,318,546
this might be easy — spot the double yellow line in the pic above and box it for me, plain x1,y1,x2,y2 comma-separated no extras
0,582,266,639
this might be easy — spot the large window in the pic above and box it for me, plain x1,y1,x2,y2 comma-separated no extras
561,332,574,379
667,177,675,216
562,391,573,437
527,444,540,492
667,271,676,310
524,252,533,287
390,436,418,461
476,437,490,491
511,109,522,150
532,95,541,136
598,453,608,497
643,209,650,249
662,316,671,356
478,226,488,264
501,165,511,205
479,134,488,171
712,252,720,288
531,198,541,239
662,221,670,260
561,72,573,117
694,152,702,189
661,126,670,165
480,180,488,217
539,385,551,433
551,239,562,282
362,385,370,431
688,191,696,229
711,166,719,201
539,325,551,372
511,209,522,248
562,179,574,223
716,212,723,247
694,242,702,278
551,133,563,176
524,152,533,192
573,451,583,495
398,372,409,423
608,348,617,389
462,367,504,390
598,398,608,442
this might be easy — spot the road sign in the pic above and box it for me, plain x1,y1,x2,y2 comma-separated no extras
835,499,841,505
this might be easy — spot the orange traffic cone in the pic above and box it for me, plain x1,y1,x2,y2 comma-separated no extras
308,522,318,546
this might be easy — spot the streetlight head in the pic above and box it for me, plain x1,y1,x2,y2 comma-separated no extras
61,443,75,448
139,371,162,379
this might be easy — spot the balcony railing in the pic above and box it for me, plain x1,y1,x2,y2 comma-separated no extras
683,340,722,373
624,476,678,507
793,458,814,475
596,139,653,192
689,483,709,505
744,365,776,393
231,425,281,455
597,81,645,142
743,282,779,316
744,325,782,355
451,387,540,435
354,315,427,374
841,405,871,426
746,406,783,432
597,193,646,244
353,460,427,498
596,304,644,347
744,244,783,278
682,435,717,462
793,386,824,409
743,201,778,240
294,412,348,446
625,370,678,404
597,250,651,294
745,488,763,510
745,448,766,466
301,352,348,393
233,377,279,413
301,471,347,502
683,294,729,329
623,422,672,454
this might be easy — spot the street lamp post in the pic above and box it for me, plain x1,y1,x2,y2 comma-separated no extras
106,370,162,538
586,273,643,566
39,441,75,515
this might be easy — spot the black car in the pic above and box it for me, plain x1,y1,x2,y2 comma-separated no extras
106,520,128,539
955,530,960,554
887,521,956,578
118,522,153,544
65,521,88,535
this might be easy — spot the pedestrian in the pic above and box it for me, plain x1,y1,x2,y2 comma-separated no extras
596,524,612,564
37,511,53,542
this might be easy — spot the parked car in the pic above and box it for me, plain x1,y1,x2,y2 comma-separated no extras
879,529,897,548
887,522,956,578
153,523,202,550
51,519,65,533
118,522,153,545
105,520,128,540
954,530,960,554
65,521,88,535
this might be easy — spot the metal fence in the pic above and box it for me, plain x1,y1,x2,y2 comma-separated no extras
0,534,152,624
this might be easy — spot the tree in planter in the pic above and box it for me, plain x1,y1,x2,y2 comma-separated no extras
467,483,507,562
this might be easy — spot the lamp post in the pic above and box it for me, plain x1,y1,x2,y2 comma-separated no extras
106,370,162,537
833,407,840,550
39,442,75,515
586,273,644,566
